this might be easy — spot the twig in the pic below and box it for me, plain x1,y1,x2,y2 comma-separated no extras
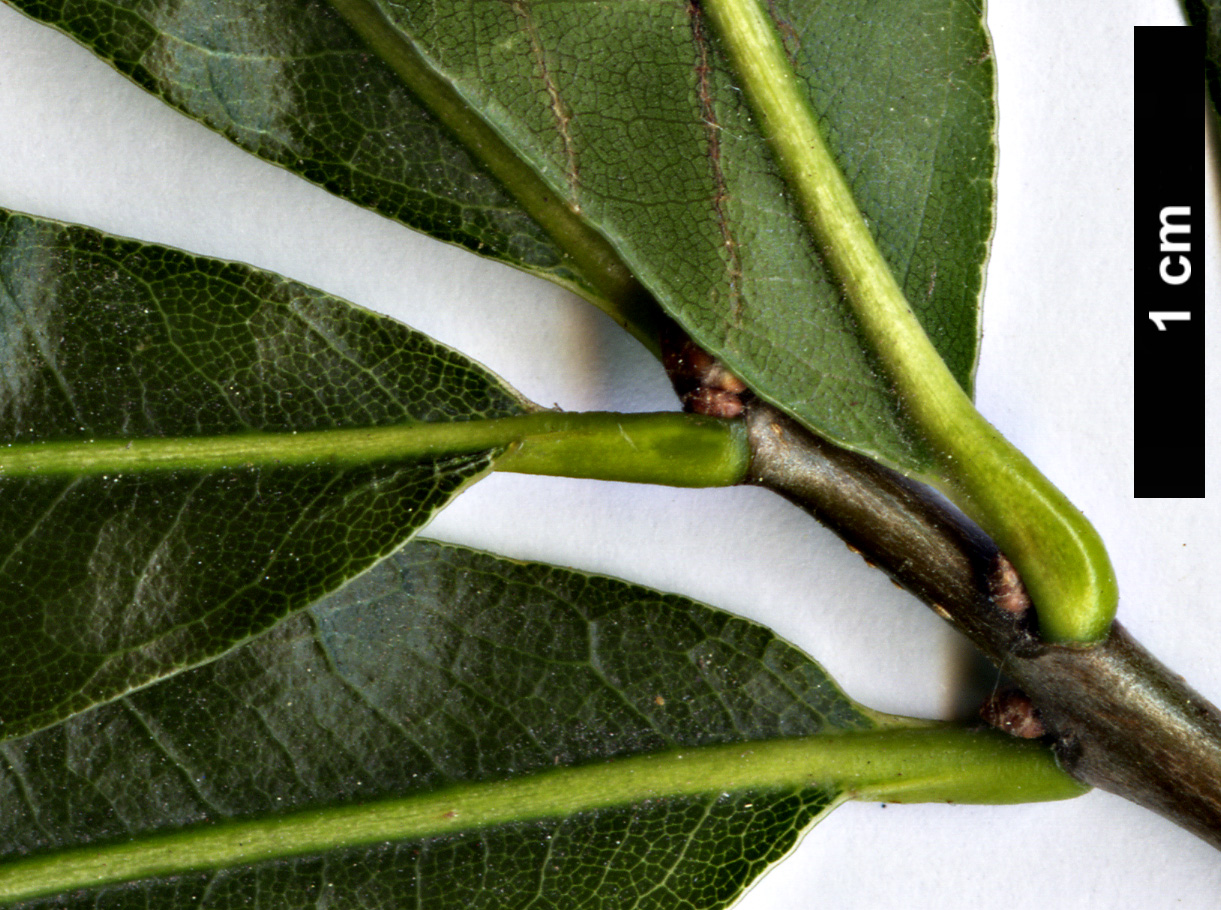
744,402,1221,849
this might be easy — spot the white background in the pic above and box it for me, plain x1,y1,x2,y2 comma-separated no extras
1,1,1218,907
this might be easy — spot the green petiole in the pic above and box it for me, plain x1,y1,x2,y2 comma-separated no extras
698,0,1117,643
0,725,1083,905
0,411,750,490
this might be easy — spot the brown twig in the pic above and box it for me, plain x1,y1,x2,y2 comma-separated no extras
743,402,1221,848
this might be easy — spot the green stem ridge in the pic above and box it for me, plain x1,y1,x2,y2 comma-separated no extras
698,0,1117,643
0,412,749,489
323,0,669,353
0,727,1083,904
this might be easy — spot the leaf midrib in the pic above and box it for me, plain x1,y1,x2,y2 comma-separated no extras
0,411,749,489
0,419,529,476
0,726,1082,904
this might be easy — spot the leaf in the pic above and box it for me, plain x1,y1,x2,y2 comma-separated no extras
2,0,996,472
0,207,529,741
1,0,590,301
0,539,1080,908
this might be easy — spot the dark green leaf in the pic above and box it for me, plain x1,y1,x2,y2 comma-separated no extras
2,0,995,471
0,540,1079,908
0,207,527,740
1,0,590,298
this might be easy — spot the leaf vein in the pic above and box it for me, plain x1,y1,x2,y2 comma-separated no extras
0,742,54,842
688,1,745,327
508,0,581,207
121,698,225,816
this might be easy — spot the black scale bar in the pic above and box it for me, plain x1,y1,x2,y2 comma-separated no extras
1134,26,1206,498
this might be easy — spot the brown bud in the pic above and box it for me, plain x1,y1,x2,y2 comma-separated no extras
980,689,1046,739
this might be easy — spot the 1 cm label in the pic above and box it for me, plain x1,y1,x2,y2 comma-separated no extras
1149,205,1191,331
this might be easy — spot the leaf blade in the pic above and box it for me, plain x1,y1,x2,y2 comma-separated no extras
0,207,527,740
0,540,1081,908
4,0,590,295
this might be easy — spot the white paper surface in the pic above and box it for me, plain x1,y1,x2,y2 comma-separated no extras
0,2,1217,907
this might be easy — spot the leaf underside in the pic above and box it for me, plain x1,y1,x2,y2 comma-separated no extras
6,0,590,296
0,540,869,909
0,207,528,740
4,0,996,473
372,0,995,469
